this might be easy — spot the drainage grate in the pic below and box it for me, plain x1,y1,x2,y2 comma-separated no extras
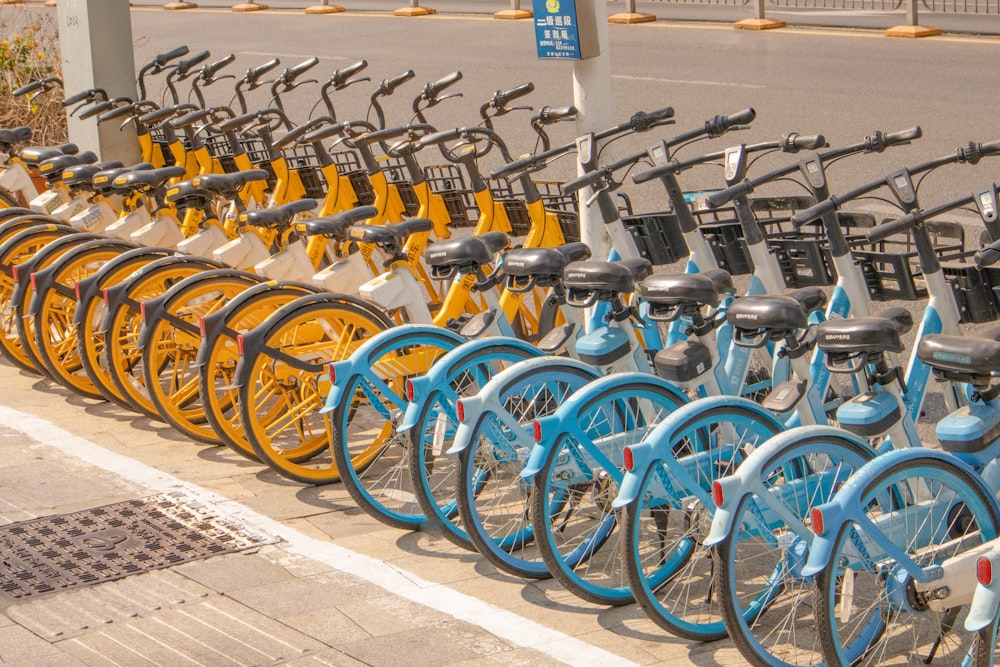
0,491,277,602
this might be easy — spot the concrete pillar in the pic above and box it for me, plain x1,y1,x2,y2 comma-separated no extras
57,0,139,162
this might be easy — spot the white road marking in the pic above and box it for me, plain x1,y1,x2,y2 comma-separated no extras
613,74,766,89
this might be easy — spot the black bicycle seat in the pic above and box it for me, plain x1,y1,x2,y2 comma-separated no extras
239,199,317,230
918,334,1000,376
116,165,187,192
728,295,808,332
817,316,905,355
192,169,269,197
300,205,377,239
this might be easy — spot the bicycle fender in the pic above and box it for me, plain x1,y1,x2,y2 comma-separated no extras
446,356,599,456
320,324,464,414
611,440,655,509
800,449,992,578
397,337,542,433
966,543,1000,631
704,425,871,548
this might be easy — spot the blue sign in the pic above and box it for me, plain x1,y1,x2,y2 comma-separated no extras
533,0,582,60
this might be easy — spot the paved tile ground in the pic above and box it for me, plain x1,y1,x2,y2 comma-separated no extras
0,361,756,666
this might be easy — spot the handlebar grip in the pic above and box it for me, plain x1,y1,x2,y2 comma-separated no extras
13,80,45,97
704,181,750,209
562,169,605,195
62,89,94,106
883,126,922,146
155,45,189,67
382,69,416,94
248,58,280,81
784,133,826,151
537,105,576,124
287,56,320,80
491,156,534,179
426,71,462,97
498,82,534,104
176,50,211,75
171,109,212,129
979,139,1000,157
723,107,756,128
632,164,672,185
217,111,259,132
416,128,463,148
866,214,916,244
630,106,675,132
98,104,137,122
790,198,837,226
335,59,367,82
78,100,116,120
204,53,235,78
976,243,1000,267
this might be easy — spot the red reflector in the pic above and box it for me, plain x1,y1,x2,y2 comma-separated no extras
236,334,245,356
139,301,146,320
404,379,414,401
74,281,81,299
456,399,465,423
198,317,206,338
623,446,634,472
11,265,18,281
532,420,542,443
29,272,36,289
102,287,109,305
328,363,336,384
712,481,725,508
811,508,825,536
978,556,994,586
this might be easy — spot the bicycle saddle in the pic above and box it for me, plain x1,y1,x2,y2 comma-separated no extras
300,205,377,239
91,163,155,195
37,151,98,183
347,218,434,254
728,295,808,332
239,198,317,230
61,161,125,190
502,242,591,290
192,169,269,197
640,273,721,309
115,165,186,192
164,178,211,205
917,334,1000,376
816,315,906,355
426,231,509,279
0,126,31,149
564,258,653,297
18,143,78,166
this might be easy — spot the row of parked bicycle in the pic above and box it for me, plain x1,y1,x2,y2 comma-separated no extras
5,43,1000,666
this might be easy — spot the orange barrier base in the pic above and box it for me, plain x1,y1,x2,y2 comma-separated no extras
163,1,198,8
232,2,269,11
493,8,532,19
305,4,345,12
608,12,656,23
885,24,941,37
394,5,436,14
734,17,787,30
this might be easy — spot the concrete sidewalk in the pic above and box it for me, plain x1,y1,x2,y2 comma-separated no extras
0,360,740,666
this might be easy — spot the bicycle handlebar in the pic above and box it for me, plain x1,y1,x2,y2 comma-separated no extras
153,45,189,68
78,100,116,121
172,50,211,80
279,57,320,85
243,58,280,88
329,59,368,89
200,53,235,81
707,126,920,210
13,77,61,98
273,116,333,150
379,69,415,95
482,82,534,119
62,88,107,107
783,132,827,151
422,71,462,100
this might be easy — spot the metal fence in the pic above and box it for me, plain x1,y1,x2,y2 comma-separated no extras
648,0,1000,13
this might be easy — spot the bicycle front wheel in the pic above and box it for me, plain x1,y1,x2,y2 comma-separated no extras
714,431,875,667
814,456,1000,666
530,378,687,606
331,328,463,529
456,359,599,579
621,402,783,641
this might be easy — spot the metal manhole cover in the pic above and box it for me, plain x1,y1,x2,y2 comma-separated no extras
0,491,277,602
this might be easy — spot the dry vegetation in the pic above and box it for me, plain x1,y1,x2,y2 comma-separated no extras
0,9,67,145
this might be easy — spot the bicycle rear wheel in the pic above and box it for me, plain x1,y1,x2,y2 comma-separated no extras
198,281,322,458
237,296,392,481
31,237,138,398
142,269,262,443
